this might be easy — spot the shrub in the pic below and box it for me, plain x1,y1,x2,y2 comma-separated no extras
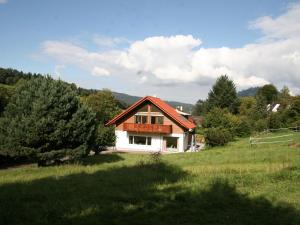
204,128,232,147
0,76,96,165
254,119,268,132
235,117,252,137
268,113,282,129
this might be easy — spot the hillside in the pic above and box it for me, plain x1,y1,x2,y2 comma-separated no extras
238,87,259,97
112,91,194,113
1,136,300,225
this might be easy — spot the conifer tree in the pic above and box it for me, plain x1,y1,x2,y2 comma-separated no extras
207,75,239,113
0,76,96,164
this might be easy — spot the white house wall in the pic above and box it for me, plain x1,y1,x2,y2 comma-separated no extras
115,130,187,152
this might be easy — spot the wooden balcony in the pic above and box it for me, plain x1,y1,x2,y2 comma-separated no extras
123,123,172,134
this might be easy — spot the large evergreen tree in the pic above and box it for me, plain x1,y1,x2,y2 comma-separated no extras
207,75,239,113
0,76,96,164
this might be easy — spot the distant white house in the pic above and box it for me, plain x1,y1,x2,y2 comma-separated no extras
267,103,281,112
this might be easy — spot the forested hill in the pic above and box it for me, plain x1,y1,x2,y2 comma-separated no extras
0,67,194,112
112,92,194,113
238,87,259,97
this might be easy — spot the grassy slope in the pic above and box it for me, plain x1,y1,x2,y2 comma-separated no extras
0,135,300,225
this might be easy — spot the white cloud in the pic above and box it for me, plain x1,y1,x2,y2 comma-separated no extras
91,66,110,76
40,3,300,99
249,3,300,40
0,0,7,4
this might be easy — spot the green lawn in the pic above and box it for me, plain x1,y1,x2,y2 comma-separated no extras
1,134,300,225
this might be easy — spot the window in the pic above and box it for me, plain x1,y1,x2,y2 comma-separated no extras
151,116,163,124
147,137,152,145
129,136,133,144
135,115,147,124
164,137,178,149
129,136,152,145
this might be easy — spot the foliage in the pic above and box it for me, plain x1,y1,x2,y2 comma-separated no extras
207,75,240,114
256,84,278,104
192,99,208,115
82,90,121,152
267,112,283,129
0,84,14,114
204,127,232,146
235,116,251,137
0,67,42,85
204,108,241,136
82,89,121,123
254,119,268,132
0,76,96,164
239,97,256,116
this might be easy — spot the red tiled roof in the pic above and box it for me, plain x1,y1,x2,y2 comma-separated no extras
106,96,196,130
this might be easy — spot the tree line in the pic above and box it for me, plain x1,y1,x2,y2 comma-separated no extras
193,75,300,146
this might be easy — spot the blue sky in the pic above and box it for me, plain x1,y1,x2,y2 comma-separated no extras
1,0,300,103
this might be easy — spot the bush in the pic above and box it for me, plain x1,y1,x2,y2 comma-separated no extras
0,76,96,165
204,128,232,147
204,107,249,137
93,125,116,154
254,119,268,132
235,117,252,137
268,113,282,129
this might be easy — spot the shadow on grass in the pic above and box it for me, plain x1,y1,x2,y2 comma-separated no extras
78,154,124,166
0,161,299,225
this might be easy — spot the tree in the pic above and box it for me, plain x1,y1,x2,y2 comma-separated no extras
207,75,239,114
82,89,121,123
192,99,208,116
82,89,121,152
0,76,96,165
0,85,13,114
256,84,278,104
239,97,256,116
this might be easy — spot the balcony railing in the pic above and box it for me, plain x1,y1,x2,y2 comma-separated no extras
123,123,172,134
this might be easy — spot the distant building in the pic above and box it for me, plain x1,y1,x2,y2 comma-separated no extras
267,103,281,112
106,96,196,152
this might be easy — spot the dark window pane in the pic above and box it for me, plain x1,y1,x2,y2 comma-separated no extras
134,136,147,145
165,137,178,149
147,137,152,145
135,115,147,124
142,116,147,124
151,116,163,124
151,116,156,124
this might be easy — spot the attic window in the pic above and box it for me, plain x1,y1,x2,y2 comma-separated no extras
135,115,147,124
151,116,163,124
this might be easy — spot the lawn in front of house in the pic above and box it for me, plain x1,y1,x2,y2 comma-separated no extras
0,135,300,225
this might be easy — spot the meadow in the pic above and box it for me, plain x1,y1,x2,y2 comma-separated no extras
0,133,300,225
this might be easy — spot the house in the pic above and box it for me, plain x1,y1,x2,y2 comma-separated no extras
267,103,281,112
106,96,196,152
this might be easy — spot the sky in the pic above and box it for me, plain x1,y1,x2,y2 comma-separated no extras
1,0,300,103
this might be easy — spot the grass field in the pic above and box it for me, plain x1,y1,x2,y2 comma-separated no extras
1,133,300,225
